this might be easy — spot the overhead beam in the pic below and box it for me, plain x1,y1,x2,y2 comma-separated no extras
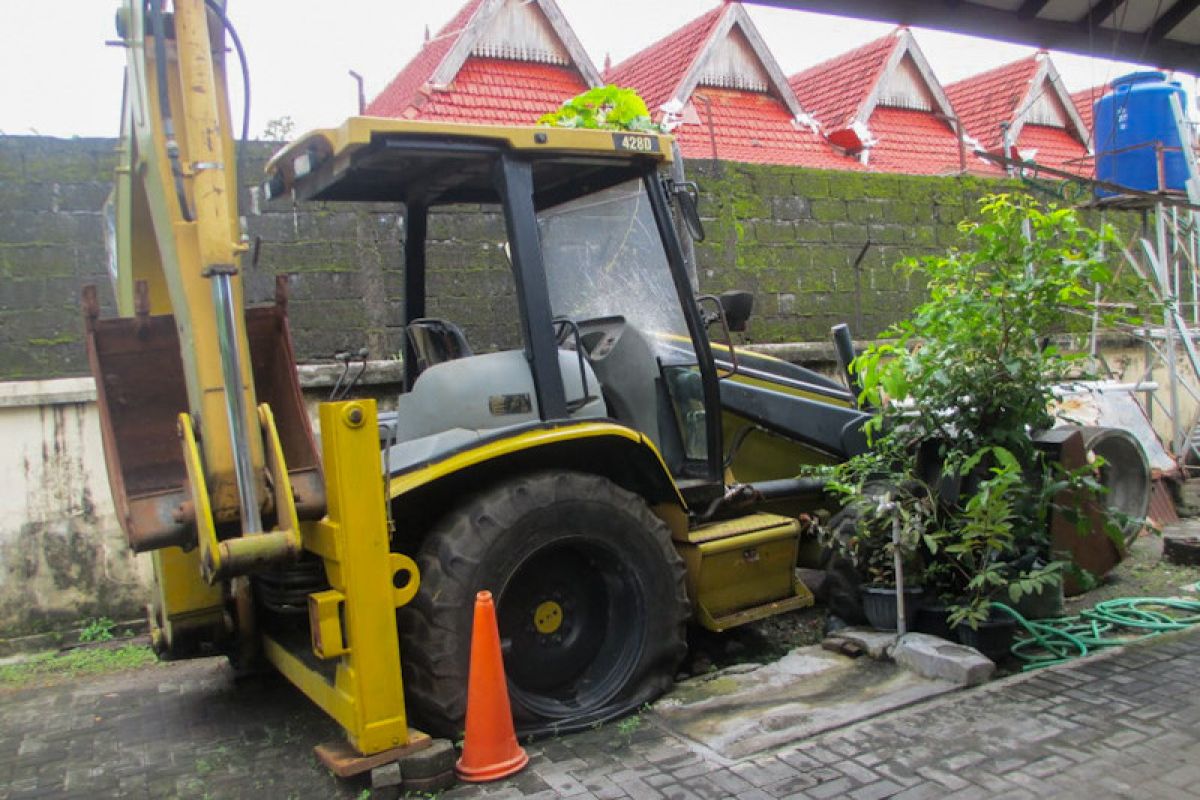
1017,0,1051,20
744,0,1200,73
1149,0,1200,44
1076,0,1126,31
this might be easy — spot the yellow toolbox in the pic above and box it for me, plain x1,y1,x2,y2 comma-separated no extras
675,512,814,632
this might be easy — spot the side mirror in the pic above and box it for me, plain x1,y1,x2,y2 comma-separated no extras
719,290,753,333
670,181,706,242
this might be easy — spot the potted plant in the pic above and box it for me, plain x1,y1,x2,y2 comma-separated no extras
816,194,1149,655
822,456,930,632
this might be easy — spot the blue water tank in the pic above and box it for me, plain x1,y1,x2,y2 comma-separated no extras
1095,71,1190,197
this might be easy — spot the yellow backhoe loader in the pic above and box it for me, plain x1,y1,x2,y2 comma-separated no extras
87,0,875,768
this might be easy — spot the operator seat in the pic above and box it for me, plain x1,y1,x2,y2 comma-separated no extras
406,318,472,379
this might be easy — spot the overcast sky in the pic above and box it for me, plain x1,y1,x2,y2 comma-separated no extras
1,0,1192,139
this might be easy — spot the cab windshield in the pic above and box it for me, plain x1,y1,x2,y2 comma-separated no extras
538,179,688,338
537,178,711,470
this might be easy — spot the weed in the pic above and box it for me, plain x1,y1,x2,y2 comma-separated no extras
615,713,642,745
357,790,372,800
0,644,156,688
79,617,116,643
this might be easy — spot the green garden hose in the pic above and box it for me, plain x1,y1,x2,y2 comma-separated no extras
992,597,1200,670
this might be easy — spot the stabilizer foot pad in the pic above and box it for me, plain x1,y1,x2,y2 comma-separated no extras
314,730,432,778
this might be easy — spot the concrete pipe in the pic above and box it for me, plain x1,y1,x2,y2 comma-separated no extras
1079,426,1151,532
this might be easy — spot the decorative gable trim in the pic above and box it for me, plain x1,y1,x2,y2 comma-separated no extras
670,4,807,123
857,30,956,132
1007,55,1091,154
428,0,601,91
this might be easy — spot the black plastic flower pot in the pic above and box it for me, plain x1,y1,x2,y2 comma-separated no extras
860,585,923,631
955,615,1017,661
914,603,954,640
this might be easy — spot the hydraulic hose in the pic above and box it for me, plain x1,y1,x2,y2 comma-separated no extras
202,0,251,146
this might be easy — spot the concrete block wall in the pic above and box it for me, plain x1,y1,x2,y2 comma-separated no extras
686,161,1023,342
0,137,118,379
0,137,522,380
0,135,1035,381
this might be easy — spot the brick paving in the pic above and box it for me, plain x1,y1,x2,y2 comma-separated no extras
3,630,1200,799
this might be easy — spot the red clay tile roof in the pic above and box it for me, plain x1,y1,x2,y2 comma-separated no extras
1015,124,1092,177
603,5,850,168
366,0,485,118
681,88,861,169
602,5,726,110
388,57,588,125
1071,84,1108,141
944,54,1042,151
866,106,999,175
788,32,898,132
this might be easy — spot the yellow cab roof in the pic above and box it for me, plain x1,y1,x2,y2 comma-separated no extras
265,116,674,207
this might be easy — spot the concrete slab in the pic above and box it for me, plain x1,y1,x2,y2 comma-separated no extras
894,633,995,686
652,644,958,760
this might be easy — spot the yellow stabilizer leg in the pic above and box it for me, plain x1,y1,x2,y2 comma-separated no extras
262,399,420,756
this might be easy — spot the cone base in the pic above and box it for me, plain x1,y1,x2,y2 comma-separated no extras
455,747,529,783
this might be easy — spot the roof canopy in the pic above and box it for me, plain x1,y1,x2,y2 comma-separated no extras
747,0,1200,75
266,118,669,207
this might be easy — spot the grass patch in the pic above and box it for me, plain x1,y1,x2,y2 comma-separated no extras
0,644,156,688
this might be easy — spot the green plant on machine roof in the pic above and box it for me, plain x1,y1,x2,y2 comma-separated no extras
538,85,661,133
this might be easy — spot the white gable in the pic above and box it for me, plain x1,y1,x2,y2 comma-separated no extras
1025,78,1070,127
878,53,934,111
473,0,569,64
696,27,770,93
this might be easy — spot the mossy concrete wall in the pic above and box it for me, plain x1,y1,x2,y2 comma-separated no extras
0,135,1037,381
686,161,1025,341
0,136,521,380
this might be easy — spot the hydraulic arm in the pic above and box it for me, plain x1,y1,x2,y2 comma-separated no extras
86,0,421,763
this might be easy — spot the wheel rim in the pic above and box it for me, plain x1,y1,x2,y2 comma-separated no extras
496,537,645,718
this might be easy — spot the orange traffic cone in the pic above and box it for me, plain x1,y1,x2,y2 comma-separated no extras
455,590,529,782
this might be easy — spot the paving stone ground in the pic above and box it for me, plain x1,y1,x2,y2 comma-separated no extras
3,629,1200,799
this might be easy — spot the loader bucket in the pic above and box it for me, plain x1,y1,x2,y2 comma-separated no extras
83,283,323,553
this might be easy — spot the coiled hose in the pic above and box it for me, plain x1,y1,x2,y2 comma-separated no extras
993,596,1200,670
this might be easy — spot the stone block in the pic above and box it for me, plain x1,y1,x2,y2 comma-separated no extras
771,195,811,221
751,169,795,196
829,172,869,200
832,224,868,245
823,628,896,660
862,175,901,199
847,201,886,224
55,183,111,213
792,171,831,199
893,632,995,686
0,181,55,212
810,199,847,222
754,220,794,244
730,192,771,220
371,762,403,788
793,221,831,242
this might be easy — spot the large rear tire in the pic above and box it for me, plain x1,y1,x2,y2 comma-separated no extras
399,471,689,737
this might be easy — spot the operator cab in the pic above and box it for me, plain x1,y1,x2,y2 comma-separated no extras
267,118,725,503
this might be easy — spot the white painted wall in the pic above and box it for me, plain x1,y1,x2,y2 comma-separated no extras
0,378,150,634
0,363,404,636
